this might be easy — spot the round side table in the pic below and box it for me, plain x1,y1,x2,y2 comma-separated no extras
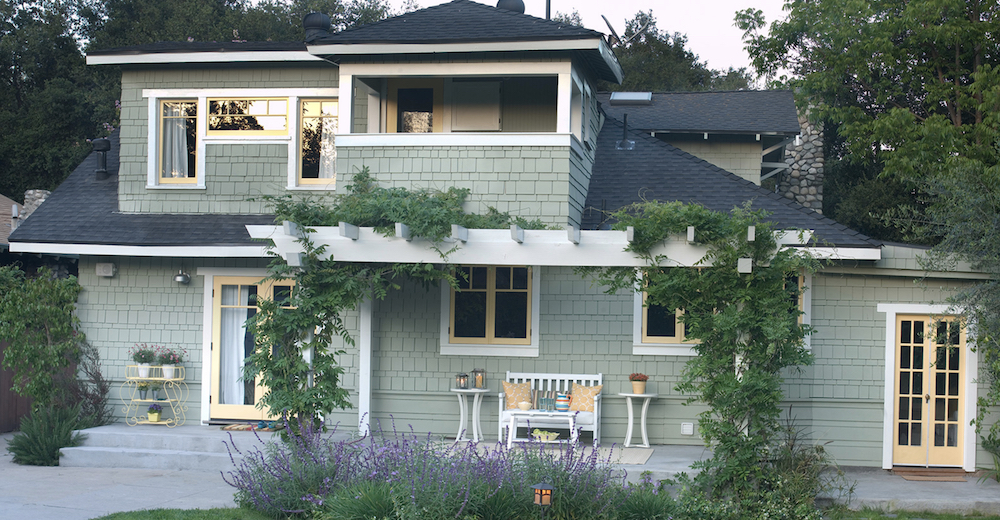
618,392,658,448
450,388,490,442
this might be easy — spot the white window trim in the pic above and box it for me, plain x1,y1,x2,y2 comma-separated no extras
440,265,541,357
632,271,812,356
143,88,338,190
876,303,977,472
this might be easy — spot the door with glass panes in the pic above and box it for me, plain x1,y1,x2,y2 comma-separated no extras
210,277,292,421
893,315,966,466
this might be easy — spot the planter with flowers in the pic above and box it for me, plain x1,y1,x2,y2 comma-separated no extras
130,344,156,378
629,373,649,394
157,347,186,379
147,403,163,423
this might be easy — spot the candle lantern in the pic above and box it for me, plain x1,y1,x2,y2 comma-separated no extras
531,481,554,518
455,372,469,389
472,368,486,389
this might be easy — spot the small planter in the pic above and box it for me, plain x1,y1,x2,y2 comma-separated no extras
162,364,176,379
137,363,151,378
148,411,161,422
151,388,160,400
631,381,647,394
138,389,149,400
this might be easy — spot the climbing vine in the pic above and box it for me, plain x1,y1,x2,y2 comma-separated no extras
581,201,819,508
245,169,546,425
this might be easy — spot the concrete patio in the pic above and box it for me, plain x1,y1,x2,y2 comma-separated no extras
2,425,999,519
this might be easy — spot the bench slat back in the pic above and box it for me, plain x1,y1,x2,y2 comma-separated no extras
505,372,603,393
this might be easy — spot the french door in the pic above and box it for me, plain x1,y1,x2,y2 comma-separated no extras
210,276,292,421
893,315,966,467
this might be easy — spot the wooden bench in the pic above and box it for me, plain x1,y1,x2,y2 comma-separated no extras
498,371,603,445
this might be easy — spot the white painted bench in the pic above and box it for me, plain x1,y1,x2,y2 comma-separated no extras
498,371,603,445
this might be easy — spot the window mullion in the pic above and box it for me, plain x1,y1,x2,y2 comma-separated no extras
485,267,497,344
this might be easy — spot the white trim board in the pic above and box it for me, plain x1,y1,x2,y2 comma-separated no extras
336,133,572,148
88,51,323,65
876,303,977,472
10,242,268,257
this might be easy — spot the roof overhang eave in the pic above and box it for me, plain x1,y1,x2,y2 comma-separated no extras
86,51,323,66
9,241,269,258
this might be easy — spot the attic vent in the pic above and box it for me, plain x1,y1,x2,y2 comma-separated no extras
609,92,653,106
496,0,525,14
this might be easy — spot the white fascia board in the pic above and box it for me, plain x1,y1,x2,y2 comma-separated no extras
247,225,710,267
87,51,323,65
339,60,571,77
336,133,572,148
142,88,338,99
308,38,603,56
597,37,624,84
801,247,882,261
9,242,268,258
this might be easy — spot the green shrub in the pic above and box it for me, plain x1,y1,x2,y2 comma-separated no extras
319,481,396,520
7,404,87,466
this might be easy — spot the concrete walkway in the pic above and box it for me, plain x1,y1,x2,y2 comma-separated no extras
0,431,236,520
4,429,1000,519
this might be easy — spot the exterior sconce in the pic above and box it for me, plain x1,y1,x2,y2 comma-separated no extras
472,368,486,389
531,482,553,518
173,270,191,284
455,373,469,389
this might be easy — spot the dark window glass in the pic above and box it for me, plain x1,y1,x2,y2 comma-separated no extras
899,397,909,420
900,345,911,369
647,304,677,337
911,423,922,446
914,321,924,343
901,321,911,344
495,292,528,339
900,372,910,394
472,267,488,289
454,292,487,338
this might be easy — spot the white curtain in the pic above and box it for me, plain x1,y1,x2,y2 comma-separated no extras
318,115,337,179
219,285,250,405
161,103,189,178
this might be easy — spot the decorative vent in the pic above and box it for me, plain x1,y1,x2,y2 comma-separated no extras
96,263,117,278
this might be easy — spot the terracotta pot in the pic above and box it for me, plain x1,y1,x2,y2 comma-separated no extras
631,381,647,394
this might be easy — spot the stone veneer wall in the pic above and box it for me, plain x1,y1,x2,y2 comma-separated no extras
779,114,824,213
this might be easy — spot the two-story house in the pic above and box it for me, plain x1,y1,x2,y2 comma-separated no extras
9,0,988,472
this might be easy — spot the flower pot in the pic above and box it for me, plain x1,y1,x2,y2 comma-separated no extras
137,363,151,378
631,381,647,394
148,411,161,422
151,389,160,400
162,364,176,379
138,389,148,400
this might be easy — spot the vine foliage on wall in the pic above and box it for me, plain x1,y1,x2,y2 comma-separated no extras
245,169,546,426
580,201,819,508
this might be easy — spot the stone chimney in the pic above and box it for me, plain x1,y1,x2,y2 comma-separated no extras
779,114,825,213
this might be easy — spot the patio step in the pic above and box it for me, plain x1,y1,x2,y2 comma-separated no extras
59,424,272,471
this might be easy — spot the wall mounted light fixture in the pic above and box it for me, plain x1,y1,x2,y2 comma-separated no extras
173,270,191,284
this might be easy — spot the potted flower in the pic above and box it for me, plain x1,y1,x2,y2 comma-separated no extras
147,403,163,423
137,382,150,400
157,346,185,379
629,373,649,394
150,382,163,400
130,343,156,377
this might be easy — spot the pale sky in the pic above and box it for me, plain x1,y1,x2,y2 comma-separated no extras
388,0,788,73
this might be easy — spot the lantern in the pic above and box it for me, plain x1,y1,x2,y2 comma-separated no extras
455,373,469,389
531,482,554,517
472,368,486,389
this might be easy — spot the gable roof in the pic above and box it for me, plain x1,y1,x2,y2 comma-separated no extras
597,90,801,135
311,0,603,45
582,117,879,249
7,131,273,253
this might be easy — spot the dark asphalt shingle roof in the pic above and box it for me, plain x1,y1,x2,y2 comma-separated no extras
597,90,801,135
312,0,603,45
582,118,879,248
88,41,307,56
8,131,274,247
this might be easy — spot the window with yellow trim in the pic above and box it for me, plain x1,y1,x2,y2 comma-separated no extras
642,296,694,344
158,100,197,184
298,99,338,185
450,266,531,345
208,98,288,135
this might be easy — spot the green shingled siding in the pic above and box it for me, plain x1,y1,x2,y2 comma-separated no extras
339,145,574,226
75,256,271,422
116,66,339,213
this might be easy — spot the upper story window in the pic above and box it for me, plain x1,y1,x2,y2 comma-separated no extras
299,99,338,185
208,98,288,135
145,88,338,190
159,100,197,184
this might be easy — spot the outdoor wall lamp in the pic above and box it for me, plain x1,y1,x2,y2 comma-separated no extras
173,270,191,284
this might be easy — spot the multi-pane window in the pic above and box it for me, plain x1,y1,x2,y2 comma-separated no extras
208,98,288,135
642,297,689,344
159,100,197,183
299,100,338,185
451,266,531,345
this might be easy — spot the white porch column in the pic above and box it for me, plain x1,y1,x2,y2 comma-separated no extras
339,72,354,133
358,295,373,435
557,72,572,134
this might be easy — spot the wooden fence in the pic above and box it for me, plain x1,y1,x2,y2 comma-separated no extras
0,341,32,432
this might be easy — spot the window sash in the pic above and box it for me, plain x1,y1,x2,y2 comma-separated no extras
207,98,288,136
158,100,197,184
298,99,338,185
450,266,531,345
